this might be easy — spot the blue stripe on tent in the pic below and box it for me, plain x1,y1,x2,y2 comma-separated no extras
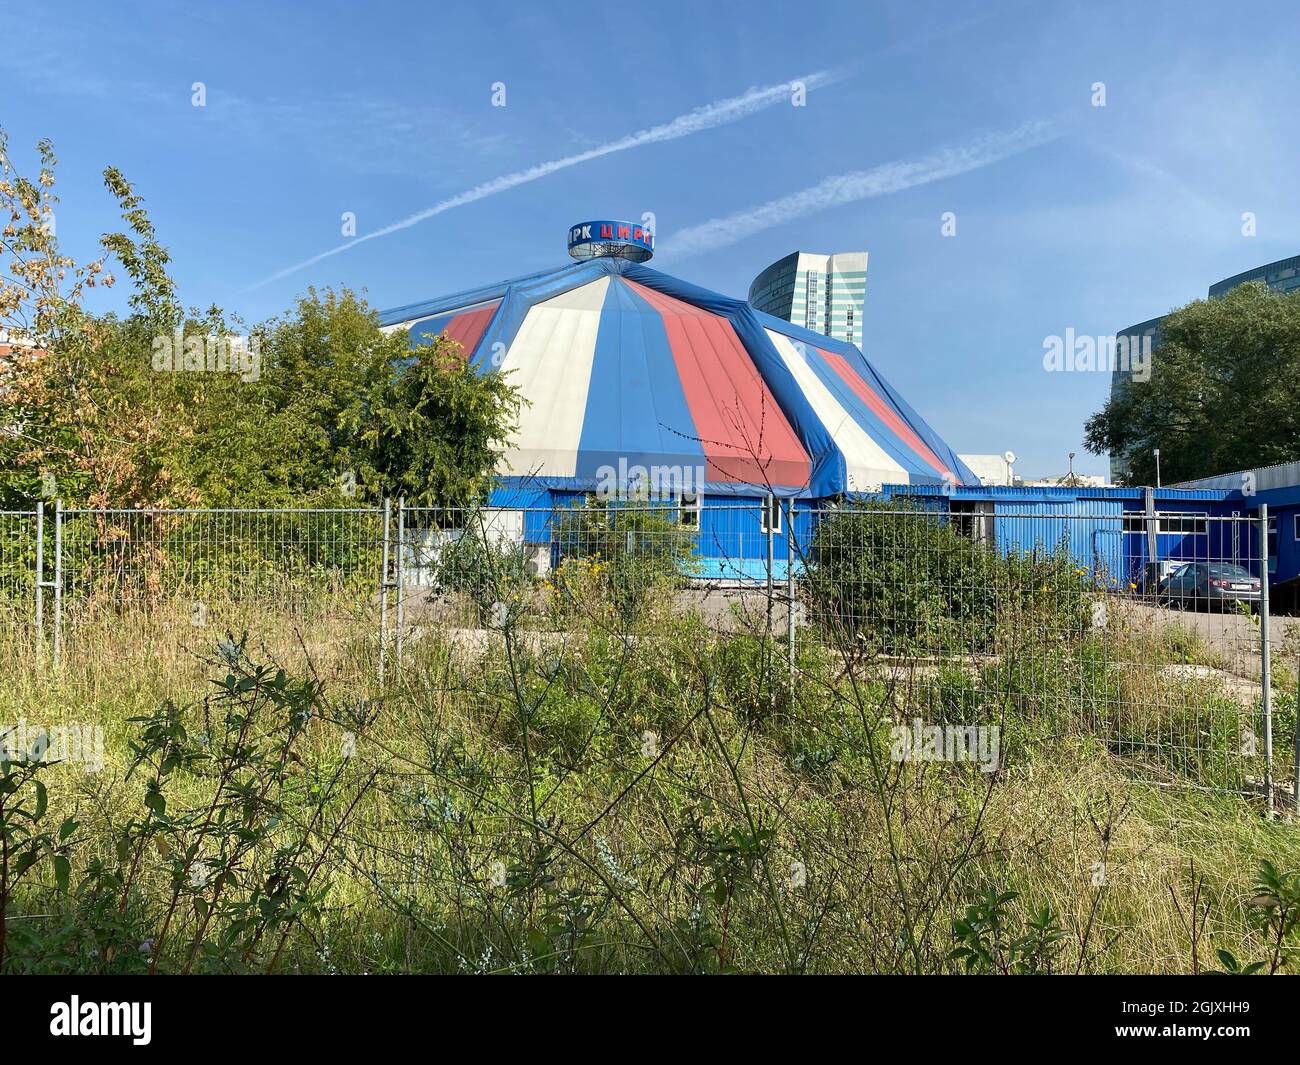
859,357,975,486
377,263,563,327
572,278,707,487
777,334,950,486
404,311,456,346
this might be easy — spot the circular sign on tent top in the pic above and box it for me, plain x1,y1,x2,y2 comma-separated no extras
567,220,654,262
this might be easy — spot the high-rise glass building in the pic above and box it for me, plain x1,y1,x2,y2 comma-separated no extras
1208,254,1300,298
748,251,868,346
1107,253,1298,483
1107,316,1165,484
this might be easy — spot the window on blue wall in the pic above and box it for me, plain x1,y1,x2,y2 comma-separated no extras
760,496,783,535
951,500,994,544
1157,513,1207,535
1123,513,1208,536
1293,513,1300,541
674,490,702,529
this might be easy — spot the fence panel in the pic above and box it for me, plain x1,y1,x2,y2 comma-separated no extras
794,506,1272,797
58,507,387,661
395,501,776,639
0,509,37,634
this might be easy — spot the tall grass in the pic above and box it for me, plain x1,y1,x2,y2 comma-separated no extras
2,507,1298,974
1,579,1298,974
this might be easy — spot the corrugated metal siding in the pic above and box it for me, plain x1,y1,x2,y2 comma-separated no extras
1173,460,1300,493
993,500,1124,580
881,483,1230,504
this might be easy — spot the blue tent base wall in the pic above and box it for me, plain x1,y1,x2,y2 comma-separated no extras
483,483,1300,591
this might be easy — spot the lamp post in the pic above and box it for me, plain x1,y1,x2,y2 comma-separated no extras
1153,448,1162,489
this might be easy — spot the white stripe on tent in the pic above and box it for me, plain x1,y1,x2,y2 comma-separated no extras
498,276,610,479
766,330,909,491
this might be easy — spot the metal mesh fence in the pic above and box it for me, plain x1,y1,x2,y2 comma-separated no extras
3,499,1291,802
56,507,387,653
0,509,37,630
794,506,1273,798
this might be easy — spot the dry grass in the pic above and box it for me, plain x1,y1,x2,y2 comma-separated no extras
2,595,1297,974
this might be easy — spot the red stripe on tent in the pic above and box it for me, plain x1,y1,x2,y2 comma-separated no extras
625,279,810,488
817,346,953,479
441,302,498,358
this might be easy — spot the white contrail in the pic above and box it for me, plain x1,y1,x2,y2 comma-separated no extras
250,69,845,289
659,120,1062,259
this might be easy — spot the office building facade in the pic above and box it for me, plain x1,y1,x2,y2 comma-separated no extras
748,251,868,346
1108,254,1298,483
1107,315,1166,484
1208,254,1300,298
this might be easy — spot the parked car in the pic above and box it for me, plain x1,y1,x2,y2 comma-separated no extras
1158,562,1261,611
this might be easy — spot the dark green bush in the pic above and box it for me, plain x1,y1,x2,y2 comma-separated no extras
802,502,1093,655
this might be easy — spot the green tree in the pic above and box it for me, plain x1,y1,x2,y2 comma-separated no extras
357,329,522,509
1,130,520,510
0,132,195,508
1085,283,1300,485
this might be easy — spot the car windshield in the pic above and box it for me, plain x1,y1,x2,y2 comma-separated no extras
1207,564,1253,578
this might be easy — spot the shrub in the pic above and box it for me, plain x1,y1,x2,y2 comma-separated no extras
551,501,697,626
802,501,1093,655
421,517,541,627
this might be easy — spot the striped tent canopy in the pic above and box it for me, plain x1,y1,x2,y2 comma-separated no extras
379,258,975,498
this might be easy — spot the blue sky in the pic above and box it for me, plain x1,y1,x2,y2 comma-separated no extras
4,0,1297,478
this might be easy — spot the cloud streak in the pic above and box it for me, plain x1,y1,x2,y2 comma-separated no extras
658,120,1062,259
250,69,846,289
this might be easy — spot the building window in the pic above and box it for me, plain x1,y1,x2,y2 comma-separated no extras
675,490,702,529
1293,513,1300,542
760,496,783,534
950,501,994,543
1122,513,1208,536
1158,513,1208,536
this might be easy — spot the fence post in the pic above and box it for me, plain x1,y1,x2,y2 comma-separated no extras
395,497,405,670
379,497,391,684
785,499,795,689
1143,486,1159,592
34,501,44,640
1260,503,1273,812
1294,646,1300,817
765,493,774,615
53,498,63,669
765,495,775,706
